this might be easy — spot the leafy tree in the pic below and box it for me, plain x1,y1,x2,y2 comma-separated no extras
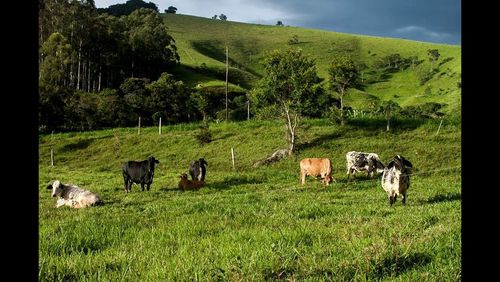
219,13,227,20
276,20,284,26
380,100,401,131
211,15,218,19
39,32,75,86
250,48,323,155
98,0,158,16
165,6,177,13
146,73,190,124
427,49,440,71
328,54,359,125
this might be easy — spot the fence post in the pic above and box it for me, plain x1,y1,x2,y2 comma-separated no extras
50,149,54,166
436,119,443,136
247,100,250,121
231,147,235,170
138,117,141,135
159,117,162,135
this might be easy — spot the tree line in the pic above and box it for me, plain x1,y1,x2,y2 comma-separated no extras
39,0,447,136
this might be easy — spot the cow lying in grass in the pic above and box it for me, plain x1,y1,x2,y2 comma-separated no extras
46,180,103,208
178,173,204,191
299,158,335,185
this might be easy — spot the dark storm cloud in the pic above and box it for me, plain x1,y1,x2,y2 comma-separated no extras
251,0,460,44
95,0,461,44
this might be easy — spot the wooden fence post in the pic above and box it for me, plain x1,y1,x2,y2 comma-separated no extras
436,119,443,136
138,117,141,135
231,147,235,170
50,149,54,166
159,117,162,135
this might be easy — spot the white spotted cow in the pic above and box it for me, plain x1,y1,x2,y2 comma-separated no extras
46,180,103,208
381,155,413,206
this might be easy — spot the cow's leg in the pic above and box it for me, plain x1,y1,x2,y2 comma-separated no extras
402,193,406,204
123,176,129,193
146,183,151,191
300,171,306,185
141,183,145,191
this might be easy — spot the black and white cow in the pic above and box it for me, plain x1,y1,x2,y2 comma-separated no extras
46,180,103,208
346,151,385,179
122,156,159,193
189,158,207,181
381,155,413,206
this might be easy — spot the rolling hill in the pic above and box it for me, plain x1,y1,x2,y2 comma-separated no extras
164,13,461,114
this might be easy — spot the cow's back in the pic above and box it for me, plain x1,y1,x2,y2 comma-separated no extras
300,158,331,175
123,161,148,181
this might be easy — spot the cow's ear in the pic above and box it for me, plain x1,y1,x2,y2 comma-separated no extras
403,159,413,168
46,184,53,190
386,161,395,169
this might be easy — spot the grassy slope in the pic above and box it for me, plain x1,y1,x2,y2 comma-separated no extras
39,118,461,280
164,14,461,114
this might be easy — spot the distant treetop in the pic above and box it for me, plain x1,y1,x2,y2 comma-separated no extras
165,6,177,14
97,0,158,16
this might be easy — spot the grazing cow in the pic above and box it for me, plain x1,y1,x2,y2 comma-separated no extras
346,151,385,179
381,155,413,206
178,173,204,190
189,158,208,181
46,180,103,208
122,156,159,193
299,158,334,185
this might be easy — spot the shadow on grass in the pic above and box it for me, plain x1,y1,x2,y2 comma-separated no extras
346,118,428,132
59,139,94,152
296,132,343,151
423,192,461,204
206,176,265,190
369,252,432,279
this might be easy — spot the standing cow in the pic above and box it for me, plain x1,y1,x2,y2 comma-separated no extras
300,158,334,185
381,155,413,206
122,156,160,193
346,151,385,179
189,158,208,181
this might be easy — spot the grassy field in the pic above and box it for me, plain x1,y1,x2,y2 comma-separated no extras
39,118,461,280
164,14,461,114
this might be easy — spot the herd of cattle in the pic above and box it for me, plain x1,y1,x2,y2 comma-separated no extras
46,151,413,209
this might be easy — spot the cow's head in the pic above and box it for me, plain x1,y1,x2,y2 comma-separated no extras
148,156,160,170
387,155,413,172
323,175,334,185
374,159,386,173
199,158,208,167
47,180,63,198
179,173,188,180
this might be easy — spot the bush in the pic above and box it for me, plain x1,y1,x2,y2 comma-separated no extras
195,121,212,146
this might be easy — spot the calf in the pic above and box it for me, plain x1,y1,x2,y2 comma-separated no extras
299,158,334,185
346,151,385,179
178,173,204,190
381,155,413,206
122,156,159,193
189,158,208,181
46,180,103,208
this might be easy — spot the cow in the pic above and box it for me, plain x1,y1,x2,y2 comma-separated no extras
346,151,385,179
122,156,159,193
46,180,103,208
299,158,334,185
381,155,413,206
189,158,208,181
178,173,204,190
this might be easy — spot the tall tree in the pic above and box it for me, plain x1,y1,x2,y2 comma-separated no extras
328,54,359,125
380,100,401,131
165,6,177,13
427,49,440,72
250,48,322,155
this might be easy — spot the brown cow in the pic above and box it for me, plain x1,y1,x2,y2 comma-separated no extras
299,158,335,185
178,173,205,191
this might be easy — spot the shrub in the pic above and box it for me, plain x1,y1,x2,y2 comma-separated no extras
195,121,212,146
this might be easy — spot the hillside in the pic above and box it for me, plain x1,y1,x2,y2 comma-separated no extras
39,118,461,280
164,14,461,114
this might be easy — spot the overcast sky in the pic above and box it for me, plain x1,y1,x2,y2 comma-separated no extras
95,0,461,45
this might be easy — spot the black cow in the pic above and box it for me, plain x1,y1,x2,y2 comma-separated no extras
189,158,208,181
381,155,413,206
122,156,160,193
